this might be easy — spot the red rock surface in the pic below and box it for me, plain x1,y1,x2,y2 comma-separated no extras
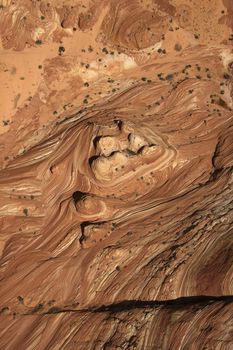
0,0,233,349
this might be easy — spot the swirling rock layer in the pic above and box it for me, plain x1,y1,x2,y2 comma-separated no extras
0,0,233,349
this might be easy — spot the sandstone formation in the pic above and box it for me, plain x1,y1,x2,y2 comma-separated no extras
0,0,233,349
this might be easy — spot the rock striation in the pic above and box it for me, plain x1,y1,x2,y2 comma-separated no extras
0,0,233,349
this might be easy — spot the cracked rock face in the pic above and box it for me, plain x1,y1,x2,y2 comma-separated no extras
0,0,233,349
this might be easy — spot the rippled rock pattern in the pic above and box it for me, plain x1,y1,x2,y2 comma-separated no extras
0,0,233,349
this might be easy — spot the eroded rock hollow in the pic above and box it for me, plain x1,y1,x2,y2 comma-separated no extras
0,0,233,349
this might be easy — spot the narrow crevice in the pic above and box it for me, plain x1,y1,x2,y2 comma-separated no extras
79,221,92,245
32,295,233,316
211,140,221,168
79,220,107,245
88,295,233,312
93,135,102,148
89,155,99,166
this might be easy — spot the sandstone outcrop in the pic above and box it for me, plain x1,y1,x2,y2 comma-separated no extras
0,0,233,349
